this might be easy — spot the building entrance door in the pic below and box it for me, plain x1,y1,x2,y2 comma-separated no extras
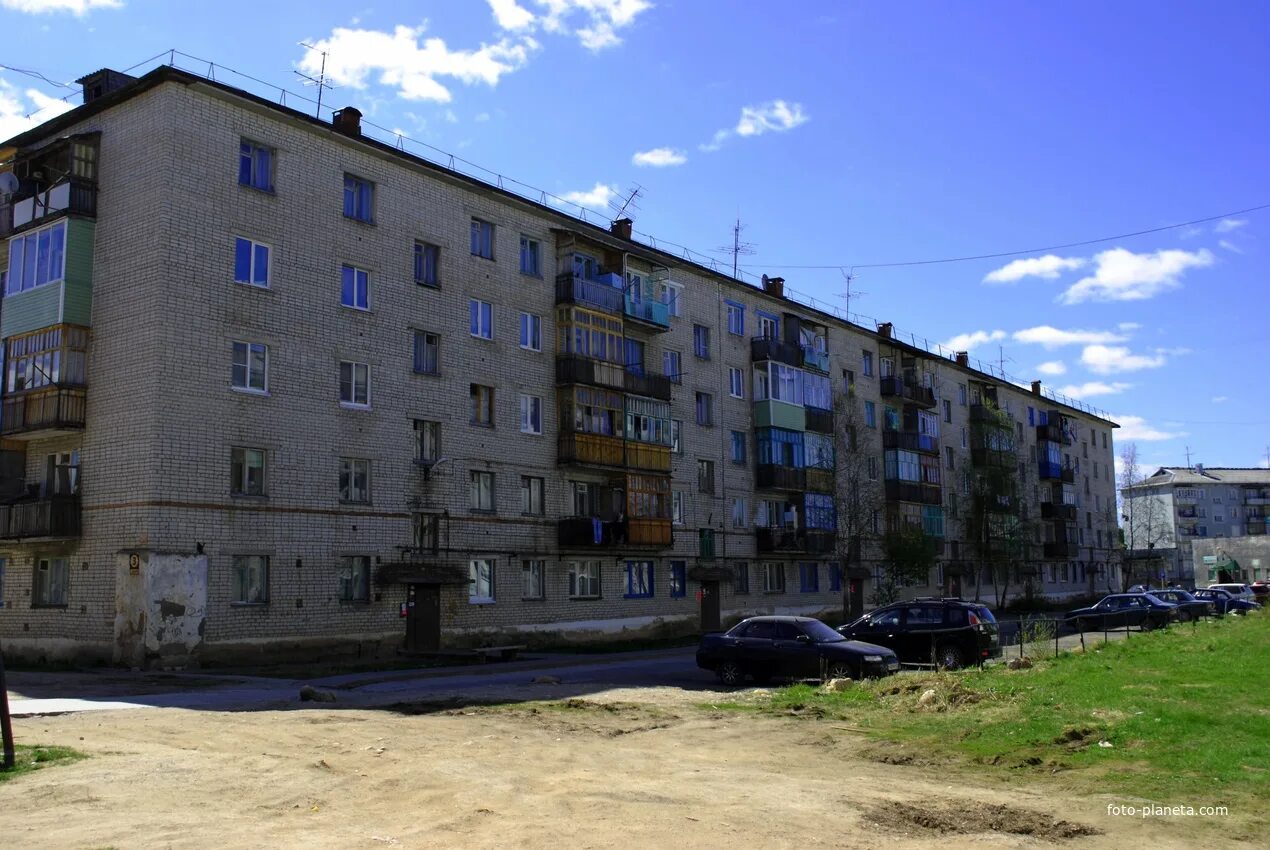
405,583,441,652
700,580,721,632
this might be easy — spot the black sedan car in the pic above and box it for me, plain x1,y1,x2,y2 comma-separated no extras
1066,593,1177,632
1193,587,1263,616
697,616,900,686
1147,589,1211,621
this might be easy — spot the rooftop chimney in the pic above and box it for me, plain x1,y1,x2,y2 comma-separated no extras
877,322,893,339
762,275,785,297
1031,380,1042,395
955,351,969,367
610,218,632,240
75,69,135,104
332,106,363,137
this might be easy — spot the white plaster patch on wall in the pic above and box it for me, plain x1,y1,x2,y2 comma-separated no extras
144,553,208,661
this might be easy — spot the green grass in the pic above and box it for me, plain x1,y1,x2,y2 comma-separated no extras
0,745,87,783
732,614,1270,810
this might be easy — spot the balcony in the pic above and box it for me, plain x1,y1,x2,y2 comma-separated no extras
884,480,942,505
885,430,939,454
969,403,996,424
623,293,670,331
1177,506,1198,519
750,336,802,368
9,179,97,233
755,464,806,492
622,368,673,401
554,273,624,314
1044,541,1079,559
1036,423,1063,443
1244,491,1270,506
801,345,829,374
804,406,833,434
558,516,620,548
880,377,936,409
970,447,1012,468
756,527,835,555
1041,502,1078,522
558,432,624,468
555,354,625,391
753,399,805,431
1038,461,1075,483
805,467,835,494
1247,520,1266,536
0,496,81,540
983,493,1015,514
1,388,87,439
623,441,672,473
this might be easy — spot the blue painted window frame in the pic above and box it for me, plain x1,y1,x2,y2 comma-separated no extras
669,561,686,598
624,560,654,598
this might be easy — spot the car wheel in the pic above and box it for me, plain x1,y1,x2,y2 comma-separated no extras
936,644,963,670
1141,618,1156,632
1177,609,1192,623
826,661,855,681
716,661,744,686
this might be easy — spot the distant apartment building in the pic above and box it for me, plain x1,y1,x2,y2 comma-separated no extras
1121,465,1270,584
0,66,1120,666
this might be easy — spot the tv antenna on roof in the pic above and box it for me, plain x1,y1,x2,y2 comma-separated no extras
717,216,756,279
609,184,644,221
296,42,335,119
838,267,867,318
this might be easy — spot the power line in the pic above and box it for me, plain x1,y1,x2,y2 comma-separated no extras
740,202,1270,271
0,64,76,89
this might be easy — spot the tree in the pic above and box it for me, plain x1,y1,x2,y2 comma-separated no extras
832,390,882,617
875,523,939,605
1118,442,1174,589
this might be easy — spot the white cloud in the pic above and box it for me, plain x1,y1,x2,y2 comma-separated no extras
1036,360,1067,376
1059,247,1214,304
1214,218,1246,233
1211,396,1228,403
1011,325,1128,349
301,25,538,103
1117,322,1141,331
1112,415,1185,442
474,112,491,122
1079,344,1168,375
1057,381,1132,399
495,0,652,51
488,0,535,30
1219,239,1243,254
982,254,1085,284
942,329,1005,352
632,147,686,167
0,79,75,141
554,181,619,209
0,0,119,13
701,99,808,151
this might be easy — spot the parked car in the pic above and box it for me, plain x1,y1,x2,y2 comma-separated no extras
1250,581,1269,602
1208,583,1256,603
1147,588,1211,621
837,598,1000,670
697,616,900,686
1193,587,1263,616
1066,593,1177,632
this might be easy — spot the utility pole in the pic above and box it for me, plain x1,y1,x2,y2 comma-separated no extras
1184,445,1193,468
0,638,14,770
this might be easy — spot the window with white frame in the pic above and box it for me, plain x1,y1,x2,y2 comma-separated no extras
861,350,874,377
413,241,440,287
239,139,273,191
521,475,544,515
470,299,493,339
339,361,370,407
519,394,543,434
664,350,681,383
732,497,747,528
671,420,682,453
658,280,682,317
519,236,540,275
470,218,495,259
33,556,68,606
470,470,495,512
339,458,370,503
726,302,745,335
340,264,370,309
672,490,685,525
520,312,541,351
231,555,268,604
230,447,266,496
728,366,745,399
231,342,268,393
568,559,601,598
470,559,495,602
522,559,545,599
762,562,785,593
6,220,66,295
233,237,270,287
338,555,371,602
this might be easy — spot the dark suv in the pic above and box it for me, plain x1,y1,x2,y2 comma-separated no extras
837,598,1001,670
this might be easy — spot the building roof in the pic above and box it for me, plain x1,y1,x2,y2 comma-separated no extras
1,64,1120,426
1128,467,1270,489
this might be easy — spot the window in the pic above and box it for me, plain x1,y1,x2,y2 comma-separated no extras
655,350,679,385
464,298,494,339
414,242,440,287
696,392,714,426
413,331,440,375
829,563,842,592
568,560,601,599
730,430,747,465
230,447,266,496
728,367,745,399
961,426,968,449
861,350,874,377
470,559,495,603
233,237,270,287
734,562,750,594
693,324,710,359
470,470,495,512
726,301,745,335
231,342,268,393
519,394,543,435
414,513,440,553
339,458,370,503
519,236,540,275
800,562,819,593
670,561,686,598
658,280,682,317
340,264,370,309
522,560,545,600
339,361,370,407
521,476,544,515
672,490,685,525
671,420,683,453
843,369,855,394
943,399,952,423
0,558,4,609
238,140,273,191
414,419,440,464
338,556,371,602
470,384,494,426
958,383,967,406
945,446,954,470
231,555,268,604
732,497,747,528
624,560,654,598
33,556,68,606
471,218,495,259
698,459,715,494
864,400,877,428
518,312,542,351
762,562,786,593
868,456,878,480
343,174,374,222
5,220,65,296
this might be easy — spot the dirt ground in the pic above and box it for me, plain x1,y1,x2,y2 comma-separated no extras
0,685,1251,850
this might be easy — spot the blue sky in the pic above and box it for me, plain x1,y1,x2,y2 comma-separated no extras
2,0,1268,475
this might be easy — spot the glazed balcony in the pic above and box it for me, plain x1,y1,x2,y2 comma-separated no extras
755,464,806,492
884,480,942,506
555,353,625,392
1041,502,1078,522
1038,461,1075,483
884,430,939,455
756,527,835,555
1,387,87,439
1243,490,1270,505
0,495,81,540
805,467,835,494
801,345,829,374
623,293,670,331
622,367,673,401
803,406,833,434
753,399,805,431
879,377,936,409
750,336,801,368
554,272,624,314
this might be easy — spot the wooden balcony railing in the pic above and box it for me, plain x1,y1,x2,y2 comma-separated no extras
755,464,806,491
0,496,81,539
1,388,87,437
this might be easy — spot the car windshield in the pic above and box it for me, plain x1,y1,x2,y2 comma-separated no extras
1143,593,1168,605
801,620,846,642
